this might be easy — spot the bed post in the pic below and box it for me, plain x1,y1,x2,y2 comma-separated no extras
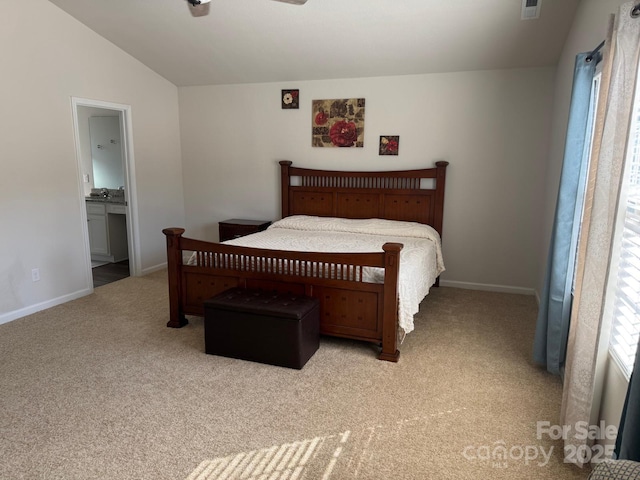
434,161,449,237
433,161,449,288
379,242,403,362
162,228,188,328
279,160,292,218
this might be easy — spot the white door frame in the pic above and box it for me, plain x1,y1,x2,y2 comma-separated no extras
71,97,140,287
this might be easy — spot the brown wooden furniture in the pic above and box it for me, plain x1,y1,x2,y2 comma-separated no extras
219,219,271,242
163,160,448,361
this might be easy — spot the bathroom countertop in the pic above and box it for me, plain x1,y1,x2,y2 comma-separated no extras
85,196,127,205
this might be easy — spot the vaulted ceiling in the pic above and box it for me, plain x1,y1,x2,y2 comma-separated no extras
48,0,580,87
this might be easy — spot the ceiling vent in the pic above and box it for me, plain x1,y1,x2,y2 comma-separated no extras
521,0,541,20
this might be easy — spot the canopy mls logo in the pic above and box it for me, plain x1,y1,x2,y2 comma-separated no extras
462,421,619,468
462,441,553,469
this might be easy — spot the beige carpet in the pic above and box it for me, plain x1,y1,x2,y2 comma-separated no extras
0,271,590,479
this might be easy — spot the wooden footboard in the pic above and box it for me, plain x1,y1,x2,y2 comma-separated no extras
163,228,403,361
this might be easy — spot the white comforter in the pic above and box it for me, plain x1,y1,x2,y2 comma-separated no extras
222,216,445,335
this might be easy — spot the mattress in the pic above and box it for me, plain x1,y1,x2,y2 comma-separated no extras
219,215,445,335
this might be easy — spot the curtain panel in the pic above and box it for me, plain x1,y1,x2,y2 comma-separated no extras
561,1,640,467
614,3,640,464
533,54,599,376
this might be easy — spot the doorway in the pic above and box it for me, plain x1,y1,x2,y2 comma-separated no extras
71,97,139,289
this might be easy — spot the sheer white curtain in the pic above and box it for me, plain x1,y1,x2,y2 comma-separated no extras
561,1,640,467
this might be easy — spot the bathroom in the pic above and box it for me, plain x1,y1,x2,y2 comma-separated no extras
77,106,130,286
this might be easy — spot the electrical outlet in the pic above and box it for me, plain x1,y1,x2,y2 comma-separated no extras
31,268,40,282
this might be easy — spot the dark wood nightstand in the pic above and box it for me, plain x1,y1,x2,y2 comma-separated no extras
219,219,271,242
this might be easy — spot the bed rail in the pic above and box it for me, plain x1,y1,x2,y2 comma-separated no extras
162,228,403,361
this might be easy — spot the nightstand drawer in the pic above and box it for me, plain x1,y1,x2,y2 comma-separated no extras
219,219,271,242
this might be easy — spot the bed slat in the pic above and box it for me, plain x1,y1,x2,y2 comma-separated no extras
189,249,370,283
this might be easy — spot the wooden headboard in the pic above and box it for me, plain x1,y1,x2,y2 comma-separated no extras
279,160,449,236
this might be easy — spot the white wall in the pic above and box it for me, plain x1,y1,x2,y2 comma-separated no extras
0,0,185,324
179,68,555,292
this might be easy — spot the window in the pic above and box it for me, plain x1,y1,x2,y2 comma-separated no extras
572,73,602,294
607,66,640,380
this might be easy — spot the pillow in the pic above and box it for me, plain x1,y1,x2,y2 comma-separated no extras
270,215,441,243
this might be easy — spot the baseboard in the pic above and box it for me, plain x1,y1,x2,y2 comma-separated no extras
138,265,535,296
0,287,93,327
91,253,115,263
140,262,167,276
439,280,536,296
0,273,534,326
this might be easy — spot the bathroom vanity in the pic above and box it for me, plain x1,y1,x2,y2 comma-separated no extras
86,198,128,263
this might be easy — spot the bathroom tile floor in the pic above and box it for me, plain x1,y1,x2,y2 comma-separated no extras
92,260,130,287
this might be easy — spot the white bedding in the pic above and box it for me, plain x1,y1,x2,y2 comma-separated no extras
220,215,445,335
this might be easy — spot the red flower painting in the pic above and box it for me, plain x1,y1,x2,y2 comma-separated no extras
379,136,400,156
312,98,365,148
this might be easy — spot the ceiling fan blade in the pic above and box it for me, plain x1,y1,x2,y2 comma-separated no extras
271,0,309,4
184,0,306,17
187,0,210,16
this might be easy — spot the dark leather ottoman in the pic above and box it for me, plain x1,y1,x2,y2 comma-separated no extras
203,288,320,369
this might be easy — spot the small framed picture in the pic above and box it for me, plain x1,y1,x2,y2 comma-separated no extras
379,135,399,155
282,89,299,109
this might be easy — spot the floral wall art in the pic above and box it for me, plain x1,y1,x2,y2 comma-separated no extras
281,89,299,109
379,135,399,156
312,98,365,148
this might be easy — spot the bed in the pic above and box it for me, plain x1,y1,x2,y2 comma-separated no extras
162,160,449,361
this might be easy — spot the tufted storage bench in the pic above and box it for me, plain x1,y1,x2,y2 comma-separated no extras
203,288,320,369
